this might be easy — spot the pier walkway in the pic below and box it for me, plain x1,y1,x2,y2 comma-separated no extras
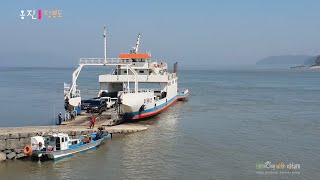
0,122,148,161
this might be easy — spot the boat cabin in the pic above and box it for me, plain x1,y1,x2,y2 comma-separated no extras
44,133,70,151
114,53,152,75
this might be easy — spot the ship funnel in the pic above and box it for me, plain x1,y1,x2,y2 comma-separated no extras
173,62,178,73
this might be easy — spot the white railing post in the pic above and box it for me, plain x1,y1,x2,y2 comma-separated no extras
127,65,138,93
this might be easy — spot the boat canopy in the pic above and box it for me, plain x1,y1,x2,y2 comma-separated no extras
118,53,151,59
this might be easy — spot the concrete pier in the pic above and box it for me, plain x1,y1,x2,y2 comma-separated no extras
62,109,124,126
0,123,148,161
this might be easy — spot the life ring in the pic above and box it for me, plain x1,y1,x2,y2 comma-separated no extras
24,145,33,156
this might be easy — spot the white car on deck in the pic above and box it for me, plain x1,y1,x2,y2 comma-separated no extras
100,97,117,109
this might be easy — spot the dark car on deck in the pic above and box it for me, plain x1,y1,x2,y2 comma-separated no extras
81,99,94,110
86,100,107,114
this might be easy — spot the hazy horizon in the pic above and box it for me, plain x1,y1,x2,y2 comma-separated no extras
1,0,320,68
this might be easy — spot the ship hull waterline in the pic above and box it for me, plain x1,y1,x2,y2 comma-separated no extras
122,92,189,120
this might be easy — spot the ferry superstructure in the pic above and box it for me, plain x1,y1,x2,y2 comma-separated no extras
64,26,189,120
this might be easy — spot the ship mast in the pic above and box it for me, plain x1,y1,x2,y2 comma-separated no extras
103,25,107,64
131,33,140,54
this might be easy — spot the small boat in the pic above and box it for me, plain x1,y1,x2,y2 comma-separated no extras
24,130,110,161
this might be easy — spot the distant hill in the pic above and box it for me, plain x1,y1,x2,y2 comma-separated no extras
312,56,320,66
256,55,312,65
304,56,318,66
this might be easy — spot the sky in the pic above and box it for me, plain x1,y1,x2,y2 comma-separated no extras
1,0,320,68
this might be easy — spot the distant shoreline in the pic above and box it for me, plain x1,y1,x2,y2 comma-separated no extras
290,65,320,69
310,65,320,69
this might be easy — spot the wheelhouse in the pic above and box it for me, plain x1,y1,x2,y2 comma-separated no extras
43,133,69,151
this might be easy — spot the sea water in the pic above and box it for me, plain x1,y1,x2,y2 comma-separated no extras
0,67,319,179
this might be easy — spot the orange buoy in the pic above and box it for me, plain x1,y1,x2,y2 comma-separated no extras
23,145,33,156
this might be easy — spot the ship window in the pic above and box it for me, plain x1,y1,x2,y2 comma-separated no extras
124,70,127,73
139,70,144,73
65,137,67,141
61,137,64,142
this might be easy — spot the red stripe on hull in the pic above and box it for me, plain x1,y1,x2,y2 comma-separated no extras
132,94,190,120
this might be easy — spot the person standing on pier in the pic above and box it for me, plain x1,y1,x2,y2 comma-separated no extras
89,115,96,129
58,112,63,125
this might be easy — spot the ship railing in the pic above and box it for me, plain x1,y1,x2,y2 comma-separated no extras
139,89,154,93
168,73,177,80
123,89,154,94
79,58,134,65
79,58,150,68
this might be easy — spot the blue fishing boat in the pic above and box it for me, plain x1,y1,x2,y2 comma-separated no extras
24,130,110,161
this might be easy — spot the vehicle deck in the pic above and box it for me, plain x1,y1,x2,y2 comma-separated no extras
61,107,122,126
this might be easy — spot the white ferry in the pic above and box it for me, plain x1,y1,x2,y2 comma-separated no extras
64,26,189,120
